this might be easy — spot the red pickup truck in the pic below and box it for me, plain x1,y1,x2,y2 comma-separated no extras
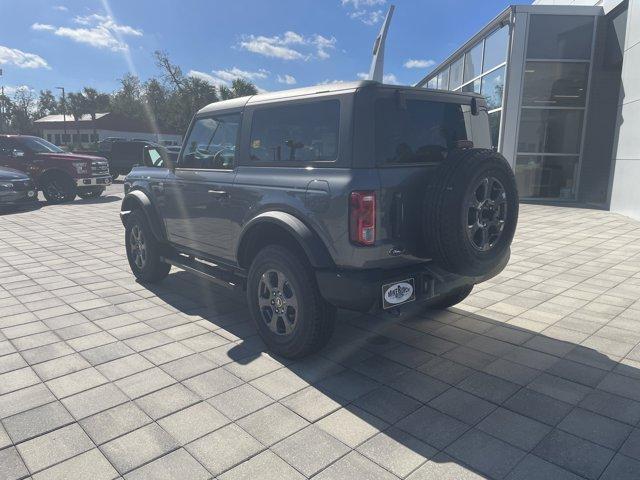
0,135,112,203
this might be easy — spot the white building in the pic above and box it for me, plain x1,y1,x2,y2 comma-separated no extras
34,112,182,146
418,0,640,219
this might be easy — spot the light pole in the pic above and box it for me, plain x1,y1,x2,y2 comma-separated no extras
56,86,66,144
0,68,4,133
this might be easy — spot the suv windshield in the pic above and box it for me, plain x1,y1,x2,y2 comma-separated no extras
20,137,65,154
375,98,468,165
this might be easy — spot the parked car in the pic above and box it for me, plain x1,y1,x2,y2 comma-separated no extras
120,81,519,358
0,135,111,203
0,166,37,210
96,139,171,178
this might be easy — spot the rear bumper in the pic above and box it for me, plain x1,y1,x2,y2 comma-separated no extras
316,252,509,312
76,176,112,187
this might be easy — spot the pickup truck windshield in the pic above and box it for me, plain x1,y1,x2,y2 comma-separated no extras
20,137,65,154
375,98,469,165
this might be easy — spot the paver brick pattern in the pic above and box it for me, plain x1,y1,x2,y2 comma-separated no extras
1,186,640,479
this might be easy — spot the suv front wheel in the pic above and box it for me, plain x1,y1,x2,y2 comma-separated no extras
247,245,336,358
125,210,171,283
42,173,77,203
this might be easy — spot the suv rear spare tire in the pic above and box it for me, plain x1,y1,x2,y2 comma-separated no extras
247,245,336,358
422,148,518,277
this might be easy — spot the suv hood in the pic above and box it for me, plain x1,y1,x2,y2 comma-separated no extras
0,167,30,181
35,152,107,162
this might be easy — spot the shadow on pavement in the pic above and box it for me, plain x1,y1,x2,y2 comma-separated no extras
143,268,639,480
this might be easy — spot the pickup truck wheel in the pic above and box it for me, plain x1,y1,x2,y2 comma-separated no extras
422,149,518,276
247,245,336,358
42,174,77,204
426,284,473,310
125,210,171,283
77,187,105,199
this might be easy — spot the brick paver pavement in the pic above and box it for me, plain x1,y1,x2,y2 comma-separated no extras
1,185,640,479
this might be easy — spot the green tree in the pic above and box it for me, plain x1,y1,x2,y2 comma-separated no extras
66,92,87,139
36,90,58,119
219,78,258,100
82,87,110,139
111,74,144,121
10,87,37,135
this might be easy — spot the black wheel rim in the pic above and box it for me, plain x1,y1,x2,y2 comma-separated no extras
258,269,299,336
129,224,147,269
465,176,507,252
46,181,65,201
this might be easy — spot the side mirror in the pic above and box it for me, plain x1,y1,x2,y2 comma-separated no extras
12,149,25,158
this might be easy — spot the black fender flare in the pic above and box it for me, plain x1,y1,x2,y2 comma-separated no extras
237,211,335,269
120,189,166,241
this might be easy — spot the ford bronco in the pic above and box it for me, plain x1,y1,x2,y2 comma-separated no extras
0,135,111,203
120,81,518,358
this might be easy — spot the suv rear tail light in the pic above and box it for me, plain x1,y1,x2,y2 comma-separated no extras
350,191,376,246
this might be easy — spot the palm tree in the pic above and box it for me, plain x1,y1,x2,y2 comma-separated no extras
82,87,110,142
67,92,86,144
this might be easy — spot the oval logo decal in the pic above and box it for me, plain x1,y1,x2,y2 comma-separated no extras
384,282,414,305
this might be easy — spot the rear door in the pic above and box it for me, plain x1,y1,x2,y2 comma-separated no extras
162,112,241,259
369,89,490,256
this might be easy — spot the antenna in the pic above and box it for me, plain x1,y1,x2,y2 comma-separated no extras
368,4,395,83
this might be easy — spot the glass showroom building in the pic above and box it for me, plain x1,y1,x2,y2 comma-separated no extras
417,0,639,219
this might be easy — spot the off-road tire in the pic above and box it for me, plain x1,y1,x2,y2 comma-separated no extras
41,173,77,204
247,245,336,358
422,148,518,276
77,187,105,199
427,284,473,310
125,209,171,283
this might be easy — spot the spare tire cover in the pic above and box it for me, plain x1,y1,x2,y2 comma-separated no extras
422,148,519,277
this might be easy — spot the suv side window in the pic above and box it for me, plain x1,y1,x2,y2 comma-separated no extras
375,98,468,165
249,100,339,164
181,114,240,170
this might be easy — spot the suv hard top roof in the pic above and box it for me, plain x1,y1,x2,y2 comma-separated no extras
196,81,483,116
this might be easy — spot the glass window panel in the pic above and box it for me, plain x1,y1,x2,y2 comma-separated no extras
515,155,579,199
449,57,464,90
375,98,468,165
489,110,501,149
484,25,509,72
522,61,588,107
249,100,339,163
427,77,438,89
518,109,584,154
464,42,484,82
481,66,505,110
182,114,241,169
527,15,594,59
437,68,449,90
462,79,481,94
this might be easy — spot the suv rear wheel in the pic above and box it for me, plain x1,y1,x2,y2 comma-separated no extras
42,173,77,203
125,210,171,283
247,245,336,358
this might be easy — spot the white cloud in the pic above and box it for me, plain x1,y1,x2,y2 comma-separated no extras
32,23,55,31
341,0,386,25
189,67,269,88
0,45,50,69
30,13,142,52
239,31,336,61
277,74,297,85
404,59,436,69
52,5,68,11
3,85,34,96
383,73,399,84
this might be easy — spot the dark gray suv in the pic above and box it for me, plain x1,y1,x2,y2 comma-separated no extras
120,81,518,358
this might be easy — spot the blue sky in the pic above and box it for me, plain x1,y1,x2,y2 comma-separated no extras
0,0,518,97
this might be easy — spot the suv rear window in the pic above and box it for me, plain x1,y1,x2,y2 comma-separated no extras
375,98,468,165
250,100,339,163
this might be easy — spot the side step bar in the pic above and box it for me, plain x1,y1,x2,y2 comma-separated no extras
160,254,245,291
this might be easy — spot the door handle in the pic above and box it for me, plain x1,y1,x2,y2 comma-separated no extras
208,190,228,198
